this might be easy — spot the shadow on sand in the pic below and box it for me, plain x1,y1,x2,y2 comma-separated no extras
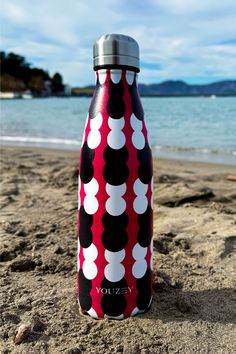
142,272,236,324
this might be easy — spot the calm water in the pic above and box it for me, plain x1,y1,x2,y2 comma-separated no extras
1,97,236,164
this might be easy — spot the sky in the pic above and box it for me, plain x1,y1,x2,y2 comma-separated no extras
1,0,236,86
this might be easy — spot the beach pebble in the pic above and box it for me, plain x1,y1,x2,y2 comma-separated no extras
14,323,32,344
9,257,36,272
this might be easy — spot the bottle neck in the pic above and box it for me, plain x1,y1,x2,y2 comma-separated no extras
95,68,138,87
89,68,144,120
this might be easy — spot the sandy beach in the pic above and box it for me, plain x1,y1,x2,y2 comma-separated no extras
0,146,235,354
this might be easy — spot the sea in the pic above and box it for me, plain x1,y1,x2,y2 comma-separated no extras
1,96,236,165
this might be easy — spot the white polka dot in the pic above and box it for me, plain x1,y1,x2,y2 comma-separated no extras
130,114,142,130
105,249,125,263
90,112,103,129
132,243,147,260
107,132,125,150
87,113,103,149
107,117,125,150
132,132,145,150
108,117,125,130
84,196,98,214
106,184,126,216
106,197,126,216
87,308,99,319
84,178,99,195
133,196,148,214
134,179,148,195
110,69,122,84
98,70,107,84
130,114,145,150
126,71,135,85
106,183,126,196
83,260,98,279
132,259,147,279
83,243,98,261
87,130,101,149
104,263,125,282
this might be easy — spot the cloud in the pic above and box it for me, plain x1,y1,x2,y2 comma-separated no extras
1,0,236,85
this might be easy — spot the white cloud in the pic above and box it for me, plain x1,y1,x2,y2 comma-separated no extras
1,0,236,85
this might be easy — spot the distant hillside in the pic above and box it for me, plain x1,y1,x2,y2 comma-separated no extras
138,80,236,96
72,80,236,97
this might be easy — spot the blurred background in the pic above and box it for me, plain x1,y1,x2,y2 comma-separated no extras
1,0,236,164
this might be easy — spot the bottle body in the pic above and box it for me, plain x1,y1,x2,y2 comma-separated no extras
77,68,153,319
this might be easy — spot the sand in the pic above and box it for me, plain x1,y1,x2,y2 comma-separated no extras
0,146,235,354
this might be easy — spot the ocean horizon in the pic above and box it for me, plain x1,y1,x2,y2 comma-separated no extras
1,96,236,165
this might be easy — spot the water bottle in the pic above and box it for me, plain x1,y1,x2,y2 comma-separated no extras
77,34,153,319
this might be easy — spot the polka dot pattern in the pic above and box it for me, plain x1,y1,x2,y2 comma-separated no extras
130,114,145,150
107,77,125,119
110,69,122,84
78,68,153,319
82,243,98,280
106,183,126,216
102,212,128,252
104,249,125,282
98,69,107,85
126,70,135,85
101,278,127,317
83,178,99,215
103,146,129,185
107,117,125,149
132,243,147,279
133,178,148,214
87,112,103,149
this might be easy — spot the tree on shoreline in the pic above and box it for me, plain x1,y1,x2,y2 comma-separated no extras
0,51,64,96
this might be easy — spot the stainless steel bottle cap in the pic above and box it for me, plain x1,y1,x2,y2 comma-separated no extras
93,34,140,72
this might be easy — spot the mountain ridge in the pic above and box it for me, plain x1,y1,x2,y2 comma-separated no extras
138,80,236,96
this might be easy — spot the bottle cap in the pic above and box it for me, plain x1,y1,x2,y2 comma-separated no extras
93,34,139,72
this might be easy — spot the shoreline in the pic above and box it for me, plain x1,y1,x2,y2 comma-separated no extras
1,143,236,167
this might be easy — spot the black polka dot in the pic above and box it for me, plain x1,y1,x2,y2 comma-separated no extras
78,269,92,311
102,229,128,252
107,79,125,119
137,206,153,247
80,142,95,184
103,146,129,185
136,292,151,311
102,212,129,230
128,80,144,120
136,268,152,311
101,296,127,317
102,212,129,251
89,77,105,119
79,206,93,248
137,144,152,184
101,278,127,317
136,268,151,291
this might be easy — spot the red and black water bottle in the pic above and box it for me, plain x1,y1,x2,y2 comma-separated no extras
77,34,153,319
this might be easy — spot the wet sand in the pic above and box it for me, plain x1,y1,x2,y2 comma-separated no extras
0,146,235,354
